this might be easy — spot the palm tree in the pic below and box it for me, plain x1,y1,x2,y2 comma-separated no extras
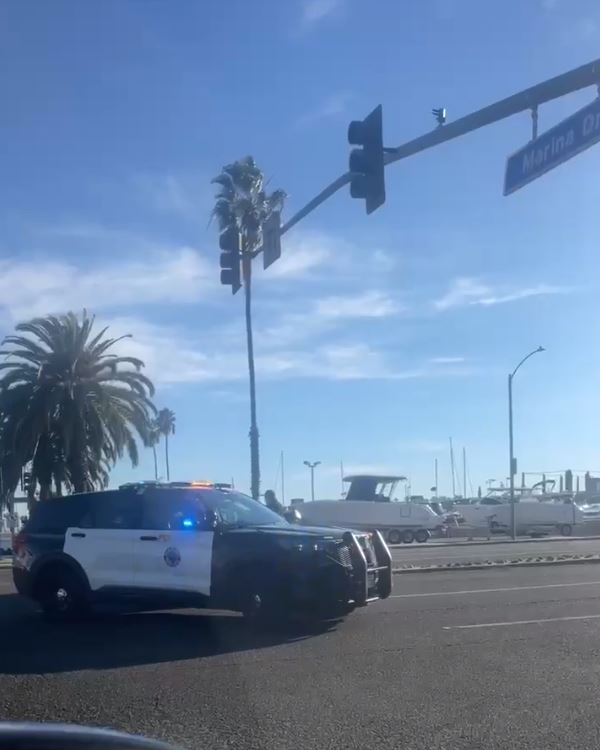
212,156,286,500
0,311,156,496
156,408,175,481
150,420,160,480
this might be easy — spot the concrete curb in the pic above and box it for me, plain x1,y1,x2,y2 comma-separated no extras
388,534,600,550
392,555,600,574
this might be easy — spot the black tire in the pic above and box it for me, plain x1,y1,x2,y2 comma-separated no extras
387,529,402,545
559,523,572,537
239,567,285,627
401,529,414,544
414,528,430,544
36,566,90,622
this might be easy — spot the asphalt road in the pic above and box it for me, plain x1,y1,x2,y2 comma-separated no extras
4,564,600,748
391,537,600,566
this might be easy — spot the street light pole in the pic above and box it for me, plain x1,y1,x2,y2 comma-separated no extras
508,346,545,539
303,461,321,502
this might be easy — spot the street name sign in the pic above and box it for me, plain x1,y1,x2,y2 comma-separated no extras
504,96,600,195
262,211,281,270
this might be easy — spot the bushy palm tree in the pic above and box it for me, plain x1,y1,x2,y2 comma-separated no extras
156,407,175,481
0,311,156,497
212,156,286,500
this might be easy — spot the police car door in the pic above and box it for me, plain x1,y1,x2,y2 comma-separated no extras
65,491,139,591
133,489,213,596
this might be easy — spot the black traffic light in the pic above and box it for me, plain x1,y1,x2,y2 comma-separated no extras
22,471,33,494
347,104,385,215
219,227,242,295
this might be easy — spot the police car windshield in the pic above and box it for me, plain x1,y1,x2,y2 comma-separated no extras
203,490,285,528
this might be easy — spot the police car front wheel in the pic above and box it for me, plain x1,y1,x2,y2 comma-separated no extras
36,566,90,621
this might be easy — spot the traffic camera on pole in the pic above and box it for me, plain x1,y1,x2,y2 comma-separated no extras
432,107,446,126
219,227,242,295
347,104,385,215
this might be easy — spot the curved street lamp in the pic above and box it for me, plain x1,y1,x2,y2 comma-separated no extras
509,346,545,539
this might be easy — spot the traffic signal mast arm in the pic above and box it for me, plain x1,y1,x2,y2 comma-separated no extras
384,56,600,167
280,56,600,236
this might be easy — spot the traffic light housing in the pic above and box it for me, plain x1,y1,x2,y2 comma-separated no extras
348,104,385,215
22,471,33,494
219,227,242,295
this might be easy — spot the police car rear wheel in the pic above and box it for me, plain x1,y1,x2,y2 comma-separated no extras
37,567,90,622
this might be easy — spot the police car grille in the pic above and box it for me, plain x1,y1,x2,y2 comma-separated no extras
336,543,353,568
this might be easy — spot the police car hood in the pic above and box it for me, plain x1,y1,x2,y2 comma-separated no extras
226,523,356,539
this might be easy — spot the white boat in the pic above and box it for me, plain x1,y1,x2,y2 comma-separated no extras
292,474,445,544
454,486,584,536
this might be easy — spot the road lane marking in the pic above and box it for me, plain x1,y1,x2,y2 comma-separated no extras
391,580,600,598
443,613,600,630
392,550,575,561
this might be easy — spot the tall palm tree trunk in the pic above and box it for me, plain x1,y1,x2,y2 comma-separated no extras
152,444,158,480
165,433,170,481
243,253,260,500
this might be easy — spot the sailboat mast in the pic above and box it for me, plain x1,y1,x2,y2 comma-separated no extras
449,437,456,498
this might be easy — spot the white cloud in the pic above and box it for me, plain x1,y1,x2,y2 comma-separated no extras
302,0,342,25
256,290,398,351
259,230,332,280
0,247,216,322
433,277,490,310
429,356,465,365
315,290,400,319
434,277,571,311
296,92,351,128
474,284,570,307
105,318,397,385
101,314,474,386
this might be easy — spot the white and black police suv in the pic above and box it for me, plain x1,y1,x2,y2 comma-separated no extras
12,481,392,621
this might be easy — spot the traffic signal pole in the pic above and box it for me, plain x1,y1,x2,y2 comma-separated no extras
279,57,600,237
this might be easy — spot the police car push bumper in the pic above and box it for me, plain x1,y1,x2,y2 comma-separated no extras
344,529,392,606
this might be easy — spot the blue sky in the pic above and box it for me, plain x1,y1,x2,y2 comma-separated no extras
2,0,600,501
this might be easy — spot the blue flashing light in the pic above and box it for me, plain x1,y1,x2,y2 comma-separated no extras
182,518,194,528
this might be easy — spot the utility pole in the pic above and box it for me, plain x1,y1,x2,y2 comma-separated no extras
462,447,467,500
304,461,321,502
281,450,285,505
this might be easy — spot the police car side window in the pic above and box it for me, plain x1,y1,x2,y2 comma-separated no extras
141,491,208,531
92,492,140,530
27,496,91,534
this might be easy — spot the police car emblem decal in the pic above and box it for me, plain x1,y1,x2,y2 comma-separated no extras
163,547,181,567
